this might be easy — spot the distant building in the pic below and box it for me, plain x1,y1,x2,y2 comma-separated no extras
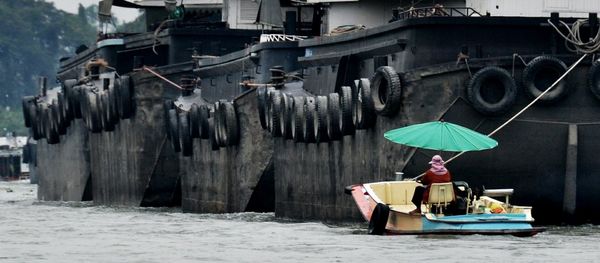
0,134,28,181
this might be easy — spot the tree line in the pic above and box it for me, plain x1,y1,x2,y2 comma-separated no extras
0,0,143,135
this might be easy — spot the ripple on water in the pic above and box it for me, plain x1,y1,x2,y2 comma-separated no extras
1,181,600,263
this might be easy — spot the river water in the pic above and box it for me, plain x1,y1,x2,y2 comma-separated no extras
1,180,599,263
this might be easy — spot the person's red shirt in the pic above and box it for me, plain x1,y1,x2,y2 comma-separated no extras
421,170,452,203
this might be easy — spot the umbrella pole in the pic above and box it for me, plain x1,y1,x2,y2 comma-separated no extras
410,53,588,180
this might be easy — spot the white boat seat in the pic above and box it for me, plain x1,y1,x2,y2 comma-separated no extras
483,189,514,197
427,182,455,214
483,188,514,204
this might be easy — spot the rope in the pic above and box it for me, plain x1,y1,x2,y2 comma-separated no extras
548,19,600,54
329,25,366,36
511,53,528,77
409,18,600,180
142,66,185,90
411,53,588,181
152,19,175,55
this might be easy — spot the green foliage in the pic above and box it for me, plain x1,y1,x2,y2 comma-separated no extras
0,0,97,108
0,108,27,136
0,1,145,134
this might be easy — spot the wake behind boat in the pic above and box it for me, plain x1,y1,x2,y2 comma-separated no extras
346,180,545,236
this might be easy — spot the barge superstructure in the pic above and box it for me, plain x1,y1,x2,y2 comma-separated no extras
22,0,600,224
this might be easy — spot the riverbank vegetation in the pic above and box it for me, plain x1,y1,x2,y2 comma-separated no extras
0,0,142,136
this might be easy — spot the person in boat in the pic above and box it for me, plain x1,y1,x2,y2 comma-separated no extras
409,155,452,215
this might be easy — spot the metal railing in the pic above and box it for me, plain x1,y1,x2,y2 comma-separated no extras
392,6,483,21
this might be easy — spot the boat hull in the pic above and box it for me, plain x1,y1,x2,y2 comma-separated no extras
349,183,545,236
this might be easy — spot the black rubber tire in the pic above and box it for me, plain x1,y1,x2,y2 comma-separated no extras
467,66,518,116
214,100,227,147
117,75,133,119
303,97,316,143
101,92,115,132
22,96,35,127
52,99,67,136
80,89,90,128
344,185,354,195
63,79,77,92
62,79,76,120
221,102,239,146
87,93,102,133
28,103,42,140
107,87,119,126
368,203,390,235
351,80,360,128
57,92,71,125
327,93,342,140
339,86,355,135
257,87,268,130
40,104,49,142
199,104,210,139
43,104,60,144
267,89,282,133
265,90,273,132
279,93,294,140
268,91,282,137
587,60,600,101
370,66,402,116
71,86,83,119
62,79,77,97
163,100,174,140
522,56,569,104
189,104,201,138
98,93,106,131
168,109,181,152
179,111,193,156
213,101,222,145
209,117,220,151
291,96,305,143
354,78,376,129
314,96,329,143
217,103,228,145
33,105,44,140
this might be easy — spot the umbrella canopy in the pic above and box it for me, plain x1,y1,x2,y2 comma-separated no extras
384,121,498,152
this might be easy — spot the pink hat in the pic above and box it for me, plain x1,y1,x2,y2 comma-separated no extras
429,155,445,165
429,155,447,175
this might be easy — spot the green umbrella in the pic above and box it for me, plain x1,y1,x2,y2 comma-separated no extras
384,121,498,152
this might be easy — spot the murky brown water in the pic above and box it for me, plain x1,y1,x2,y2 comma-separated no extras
1,180,599,262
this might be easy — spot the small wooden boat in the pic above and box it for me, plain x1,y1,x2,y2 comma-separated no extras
346,180,545,236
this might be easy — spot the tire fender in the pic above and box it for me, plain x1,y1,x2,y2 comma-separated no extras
370,66,402,116
339,86,355,135
303,97,317,143
467,66,518,116
522,56,569,104
168,109,181,152
327,93,342,140
368,203,390,235
179,111,193,156
291,96,305,143
314,96,329,143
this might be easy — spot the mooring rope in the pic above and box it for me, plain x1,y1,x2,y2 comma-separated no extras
142,66,185,90
444,54,587,162
411,18,599,180
548,19,600,54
